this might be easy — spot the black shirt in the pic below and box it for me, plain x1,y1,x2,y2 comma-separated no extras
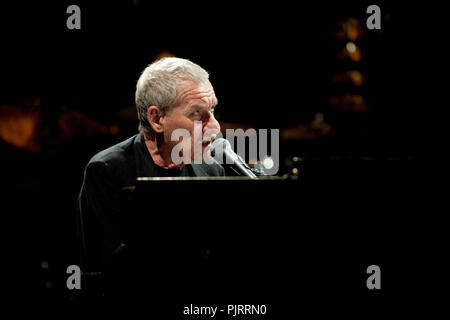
76,133,225,271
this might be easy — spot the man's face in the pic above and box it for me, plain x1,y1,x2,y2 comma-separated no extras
160,79,220,163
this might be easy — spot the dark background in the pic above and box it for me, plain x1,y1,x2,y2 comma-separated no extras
1,1,422,150
0,0,437,314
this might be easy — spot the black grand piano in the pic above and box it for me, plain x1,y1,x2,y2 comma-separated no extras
80,160,434,318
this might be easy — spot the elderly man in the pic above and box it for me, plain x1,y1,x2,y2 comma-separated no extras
77,58,225,273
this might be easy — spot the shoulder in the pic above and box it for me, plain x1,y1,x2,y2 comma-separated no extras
85,135,139,184
89,135,137,165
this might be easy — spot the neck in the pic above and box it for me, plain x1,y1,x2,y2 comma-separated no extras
143,133,184,170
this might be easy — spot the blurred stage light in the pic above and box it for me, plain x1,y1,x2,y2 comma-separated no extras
346,42,357,54
262,156,275,170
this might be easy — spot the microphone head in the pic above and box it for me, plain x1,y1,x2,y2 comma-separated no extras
210,138,231,157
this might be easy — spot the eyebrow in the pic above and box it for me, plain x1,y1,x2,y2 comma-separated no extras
189,102,218,112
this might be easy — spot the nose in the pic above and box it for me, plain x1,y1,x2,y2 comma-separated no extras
203,111,220,134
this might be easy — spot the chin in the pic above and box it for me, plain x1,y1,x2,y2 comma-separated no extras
187,144,212,164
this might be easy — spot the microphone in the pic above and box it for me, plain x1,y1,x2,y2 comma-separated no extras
210,138,257,178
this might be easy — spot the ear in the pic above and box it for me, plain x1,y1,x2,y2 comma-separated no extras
147,106,164,133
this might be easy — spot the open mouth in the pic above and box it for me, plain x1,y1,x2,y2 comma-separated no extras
202,134,216,145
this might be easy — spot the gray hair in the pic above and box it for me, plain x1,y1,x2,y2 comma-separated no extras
135,57,210,137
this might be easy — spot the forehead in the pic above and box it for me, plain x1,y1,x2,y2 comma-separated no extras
176,80,217,106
